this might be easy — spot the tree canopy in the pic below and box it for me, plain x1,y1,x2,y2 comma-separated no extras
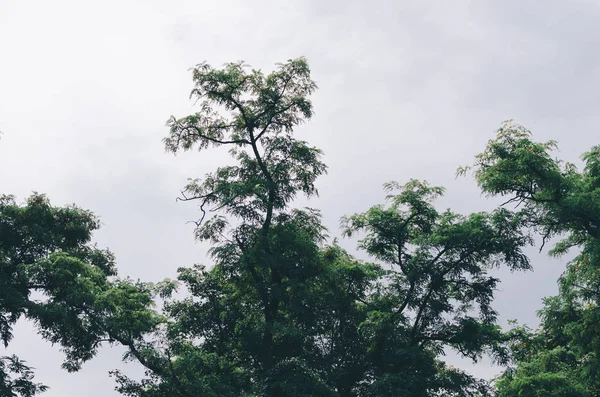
105,59,535,397
2,64,600,397
0,194,164,396
460,121,600,396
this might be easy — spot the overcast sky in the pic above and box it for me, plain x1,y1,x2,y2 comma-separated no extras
2,0,600,395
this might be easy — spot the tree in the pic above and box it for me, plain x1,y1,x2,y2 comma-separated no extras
0,194,161,396
111,57,333,397
1,65,558,397
340,179,530,396
460,120,600,395
108,59,536,397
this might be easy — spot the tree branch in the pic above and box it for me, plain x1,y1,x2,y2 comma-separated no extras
190,125,250,145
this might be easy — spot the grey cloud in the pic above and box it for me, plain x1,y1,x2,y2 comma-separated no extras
2,0,600,395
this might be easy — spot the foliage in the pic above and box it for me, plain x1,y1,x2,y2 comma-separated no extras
6,66,592,397
0,355,47,397
108,60,535,397
461,120,600,395
0,194,161,395
340,179,530,396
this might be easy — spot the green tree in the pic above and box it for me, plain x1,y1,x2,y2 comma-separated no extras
109,59,535,397
340,179,530,396
112,57,332,397
0,194,162,396
461,120,600,396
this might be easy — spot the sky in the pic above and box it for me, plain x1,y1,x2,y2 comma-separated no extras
1,0,600,395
